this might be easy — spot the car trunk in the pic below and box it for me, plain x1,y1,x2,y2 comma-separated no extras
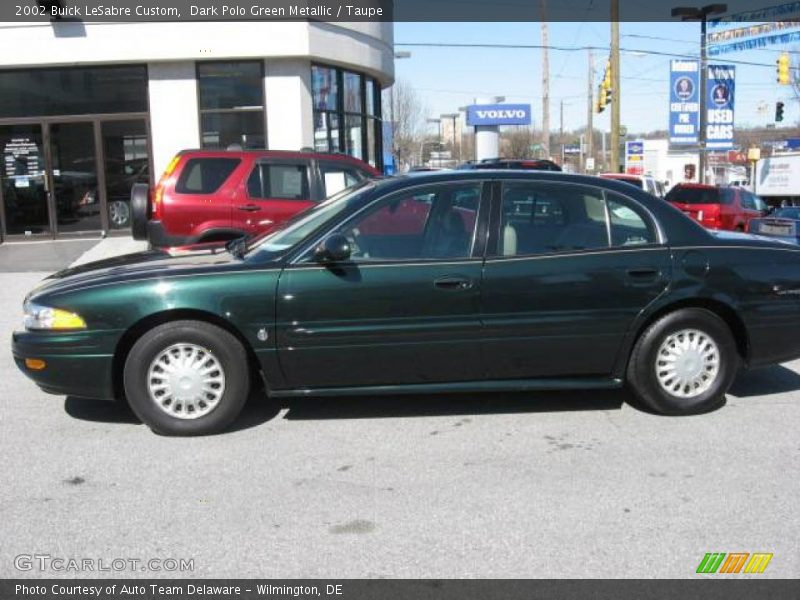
750,217,797,238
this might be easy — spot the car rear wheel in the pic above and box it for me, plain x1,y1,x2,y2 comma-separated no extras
130,183,150,241
123,320,250,435
626,308,739,415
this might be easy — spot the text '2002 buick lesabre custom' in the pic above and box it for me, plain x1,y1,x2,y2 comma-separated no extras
12,171,800,435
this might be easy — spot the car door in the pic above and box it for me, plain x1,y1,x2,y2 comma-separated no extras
275,180,489,389
480,180,671,380
236,159,316,235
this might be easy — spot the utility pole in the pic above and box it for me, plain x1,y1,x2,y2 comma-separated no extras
610,0,620,173
541,2,551,159
587,49,594,173
560,99,564,138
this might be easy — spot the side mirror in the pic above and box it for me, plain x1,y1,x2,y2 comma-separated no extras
314,233,351,263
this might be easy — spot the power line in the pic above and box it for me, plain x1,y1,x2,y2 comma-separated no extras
395,42,782,68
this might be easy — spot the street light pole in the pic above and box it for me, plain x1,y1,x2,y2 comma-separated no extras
671,4,727,184
610,0,620,173
699,16,709,184
441,113,460,161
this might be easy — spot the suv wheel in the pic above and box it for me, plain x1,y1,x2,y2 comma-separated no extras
123,320,250,435
626,308,739,415
130,183,150,241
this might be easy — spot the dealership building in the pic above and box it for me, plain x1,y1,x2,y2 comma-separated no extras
0,20,393,241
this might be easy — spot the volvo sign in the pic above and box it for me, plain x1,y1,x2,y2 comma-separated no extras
466,104,532,126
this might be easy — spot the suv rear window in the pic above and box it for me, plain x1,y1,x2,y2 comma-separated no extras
665,187,722,205
175,158,240,195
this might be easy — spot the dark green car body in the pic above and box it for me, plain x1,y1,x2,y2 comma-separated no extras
12,171,800,403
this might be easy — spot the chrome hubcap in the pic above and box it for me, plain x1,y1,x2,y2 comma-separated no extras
147,343,225,419
109,201,130,226
655,329,720,398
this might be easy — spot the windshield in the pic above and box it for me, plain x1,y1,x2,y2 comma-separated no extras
665,187,721,205
244,180,375,259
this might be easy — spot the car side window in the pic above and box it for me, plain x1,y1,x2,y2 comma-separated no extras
740,191,756,210
500,183,608,256
247,163,310,200
319,164,366,197
338,183,481,261
720,189,735,205
606,193,657,247
176,158,240,195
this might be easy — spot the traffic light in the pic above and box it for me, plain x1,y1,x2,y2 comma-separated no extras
776,101,785,122
777,52,790,85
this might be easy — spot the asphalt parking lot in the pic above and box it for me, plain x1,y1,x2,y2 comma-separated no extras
0,241,798,579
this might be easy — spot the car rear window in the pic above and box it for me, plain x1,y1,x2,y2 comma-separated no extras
665,187,721,205
175,158,240,195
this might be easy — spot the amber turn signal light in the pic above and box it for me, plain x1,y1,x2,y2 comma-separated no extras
24,358,46,371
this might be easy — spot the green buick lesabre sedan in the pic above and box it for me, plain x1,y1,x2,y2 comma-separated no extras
12,171,800,435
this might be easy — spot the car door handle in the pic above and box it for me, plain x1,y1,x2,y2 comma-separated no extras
237,204,261,212
434,276,473,291
626,267,660,279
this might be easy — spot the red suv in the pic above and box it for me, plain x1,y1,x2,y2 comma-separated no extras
131,150,380,246
665,183,765,231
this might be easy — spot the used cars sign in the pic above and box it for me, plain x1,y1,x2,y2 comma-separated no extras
466,104,532,126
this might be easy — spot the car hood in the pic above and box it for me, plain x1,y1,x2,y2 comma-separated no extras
28,243,261,300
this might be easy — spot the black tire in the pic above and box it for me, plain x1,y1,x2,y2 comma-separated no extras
123,320,250,435
626,308,739,415
130,183,150,241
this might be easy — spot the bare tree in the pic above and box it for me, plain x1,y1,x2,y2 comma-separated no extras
501,127,538,159
383,79,427,170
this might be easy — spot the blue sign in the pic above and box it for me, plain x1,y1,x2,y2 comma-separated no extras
382,121,395,175
669,60,700,145
626,141,644,155
706,65,735,150
466,104,531,127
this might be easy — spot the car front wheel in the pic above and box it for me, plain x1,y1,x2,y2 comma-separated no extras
123,320,250,435
626,308,739,415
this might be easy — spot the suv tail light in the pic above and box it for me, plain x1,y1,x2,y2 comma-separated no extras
151,155,181,220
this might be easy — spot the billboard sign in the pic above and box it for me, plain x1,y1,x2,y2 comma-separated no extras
706,65,736,150
466,104,532,126
755,155,800,196
669,60,700,145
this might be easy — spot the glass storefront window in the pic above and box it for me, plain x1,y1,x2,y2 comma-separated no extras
0,66,148,119
0,124,49,235
198,61,265,150
311,65,382,169
312,66,338,112
201,112,265,149
345,115,362,159
343,72,363,113
102,119,150,230
198,62,264,110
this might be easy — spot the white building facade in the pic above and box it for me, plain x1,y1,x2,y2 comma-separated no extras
0,20,393,239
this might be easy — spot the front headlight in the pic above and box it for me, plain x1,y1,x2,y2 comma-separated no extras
23,301,86,331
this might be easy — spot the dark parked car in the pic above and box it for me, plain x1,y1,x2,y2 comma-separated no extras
131,149,380,247
13,171,800,435
749,207,800,243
